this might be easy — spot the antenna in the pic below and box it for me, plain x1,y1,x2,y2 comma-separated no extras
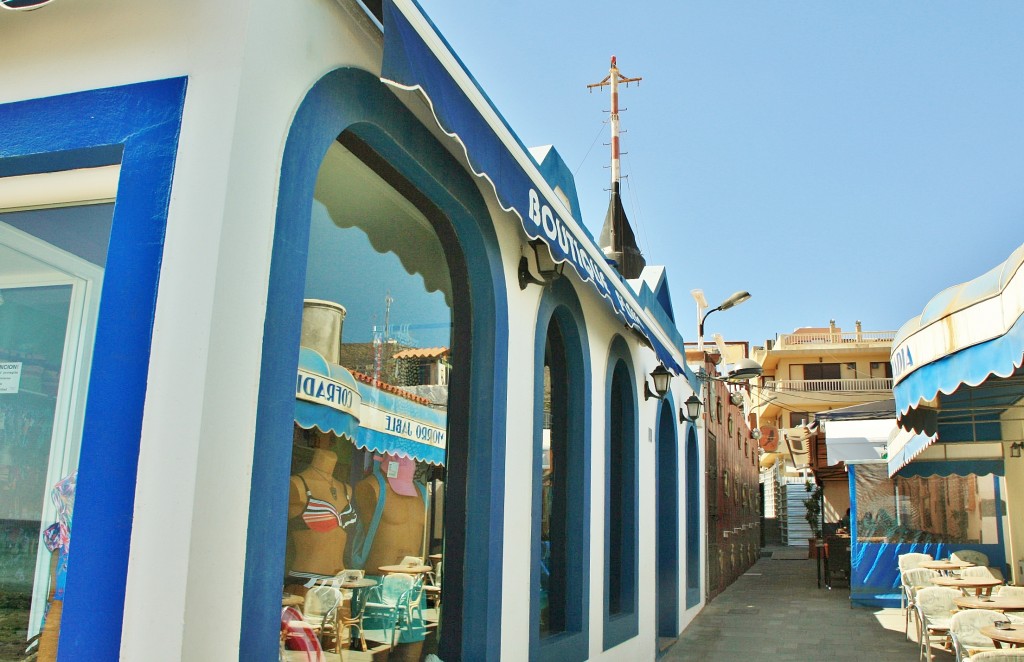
587,55,642,191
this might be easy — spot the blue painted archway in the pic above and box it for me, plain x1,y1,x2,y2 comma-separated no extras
685,426,701,608
655,397,679,636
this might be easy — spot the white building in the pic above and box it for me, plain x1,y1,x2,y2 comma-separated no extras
0,1,710,659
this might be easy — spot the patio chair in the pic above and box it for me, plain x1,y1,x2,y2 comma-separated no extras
952,551,990,568
903,568,941,638
964,651,1024,662
900,553,936,611
961,566,1006,596
399,556,424,567
362,573,417,649
914,587,960,662
949,609,1003,662
302,582,343,652
996,586,1024,599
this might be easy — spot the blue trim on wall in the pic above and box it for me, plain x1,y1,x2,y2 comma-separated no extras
242,68,508,661
655,395,679,638
530,278,591,662
0,78,187,660
603,336,639,650
685,426,701,608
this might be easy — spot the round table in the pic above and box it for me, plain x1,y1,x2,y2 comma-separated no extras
955,595,1024,612
931,575,1003,596
378,564,432,575
429,553,442,562
981,624,1024,648
920,560,975,575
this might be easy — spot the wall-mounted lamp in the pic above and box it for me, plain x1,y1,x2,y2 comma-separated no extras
1011,442,1023,458
751,428,762,441
679,393,702,423
644,364,672,401
518,238,564,290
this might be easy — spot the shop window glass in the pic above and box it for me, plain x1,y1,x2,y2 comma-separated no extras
853,464,1003,544
280,136,452,659
606,359,636,623
540,322,569,637
0,201,112,659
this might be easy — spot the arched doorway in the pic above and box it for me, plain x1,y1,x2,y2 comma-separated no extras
685,426,701,608
242,68,508,661
655,398,679,639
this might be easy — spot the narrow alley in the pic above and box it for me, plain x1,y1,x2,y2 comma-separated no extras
664,548,952,662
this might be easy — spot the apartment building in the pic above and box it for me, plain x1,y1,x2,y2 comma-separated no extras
751,321,895,546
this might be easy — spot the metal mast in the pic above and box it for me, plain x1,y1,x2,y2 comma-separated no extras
589,56,646,279
587,55,642,191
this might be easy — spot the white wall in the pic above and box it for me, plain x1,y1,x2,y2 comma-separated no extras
1,1,707,658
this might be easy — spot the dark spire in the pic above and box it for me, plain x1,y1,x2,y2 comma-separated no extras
598,182,646,279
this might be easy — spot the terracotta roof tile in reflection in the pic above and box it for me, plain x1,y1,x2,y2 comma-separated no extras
391,347,449,360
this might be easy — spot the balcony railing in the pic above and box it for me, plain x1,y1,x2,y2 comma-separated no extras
762,378,894,393
775,330,895,348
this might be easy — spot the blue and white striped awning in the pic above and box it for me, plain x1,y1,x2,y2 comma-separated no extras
294,347,361,443
354,380,447,466
889,242,1024,471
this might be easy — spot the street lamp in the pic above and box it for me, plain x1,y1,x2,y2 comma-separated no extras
691,289,751,352
643,364,672,401
678,393,702,423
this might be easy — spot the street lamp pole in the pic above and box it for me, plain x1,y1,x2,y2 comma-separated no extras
691,290,751,353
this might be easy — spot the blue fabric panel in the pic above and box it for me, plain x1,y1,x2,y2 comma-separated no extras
895,310,1024,428
381,0,692,379
851,542,1007,607
886,432,935,477
357,428,445,465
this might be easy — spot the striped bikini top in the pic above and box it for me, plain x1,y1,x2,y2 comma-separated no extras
290,475,358,533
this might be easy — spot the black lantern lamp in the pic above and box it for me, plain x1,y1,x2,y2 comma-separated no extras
1011,442,1023,458
643,364,672,401
679,393,703,423
518,238,565,289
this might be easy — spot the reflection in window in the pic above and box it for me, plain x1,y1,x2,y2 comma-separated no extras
540,323,568,637
280,136,452,659
0,202,111,659
853,464,1004,544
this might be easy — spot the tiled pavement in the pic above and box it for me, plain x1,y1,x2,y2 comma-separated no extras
662,548,955,662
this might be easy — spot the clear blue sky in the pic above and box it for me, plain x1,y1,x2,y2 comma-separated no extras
418,1,1024,347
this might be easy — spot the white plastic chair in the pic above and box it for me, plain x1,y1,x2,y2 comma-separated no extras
903,567,941,638
914,586,960,662
964,651,1024,662
952,551,991,568
900,553,936,612
961,566,1006,596
949,609,1003,662
996,586,1024,599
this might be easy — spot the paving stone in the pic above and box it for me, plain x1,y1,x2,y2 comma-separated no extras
662,546,954,662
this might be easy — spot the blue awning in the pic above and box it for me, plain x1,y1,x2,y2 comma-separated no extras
354,380,447,466
892,242,1024,436
294,347,361,443
380,0,697,391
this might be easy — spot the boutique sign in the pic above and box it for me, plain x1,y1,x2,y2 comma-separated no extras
295,369,360,417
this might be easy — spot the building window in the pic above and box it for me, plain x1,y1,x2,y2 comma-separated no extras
604,349,638,648
532,281,589,661
870,361,893,379
790,411,812,427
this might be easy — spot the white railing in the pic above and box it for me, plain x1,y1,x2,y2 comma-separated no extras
763,378,894,393
775,330,895,348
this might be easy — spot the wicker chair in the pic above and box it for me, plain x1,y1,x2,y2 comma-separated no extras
949,609,1004,662
961,566,1006,596
914,587,960,662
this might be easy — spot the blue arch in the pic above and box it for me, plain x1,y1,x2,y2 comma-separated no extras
530,277,591,662
685,426,702,608
655,394,679,637
0,78,187,660
603,335,639,649
242,67,509,661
